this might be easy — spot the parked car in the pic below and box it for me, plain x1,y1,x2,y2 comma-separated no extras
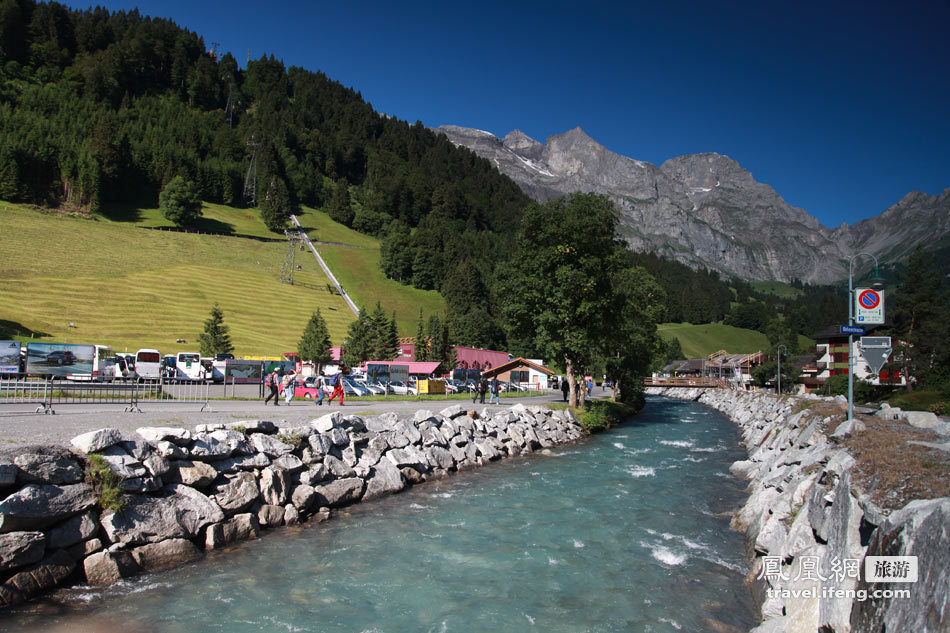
354,378,384,395
342,377,369,397
294,376,328,399
389,381,417,396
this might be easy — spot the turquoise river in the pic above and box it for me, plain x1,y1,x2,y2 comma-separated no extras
3,396,757,633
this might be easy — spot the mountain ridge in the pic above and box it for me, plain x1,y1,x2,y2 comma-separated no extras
437,125,949,283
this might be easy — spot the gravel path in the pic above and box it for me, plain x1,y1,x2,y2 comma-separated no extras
0,391,577,448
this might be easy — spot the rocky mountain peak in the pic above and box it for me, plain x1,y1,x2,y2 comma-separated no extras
436,124,949,283
502,130,543,159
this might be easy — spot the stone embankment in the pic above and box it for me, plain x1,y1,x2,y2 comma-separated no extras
646,387,948,633
0,403,583,606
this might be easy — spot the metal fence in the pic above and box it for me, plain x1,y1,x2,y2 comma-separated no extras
0,375,211,414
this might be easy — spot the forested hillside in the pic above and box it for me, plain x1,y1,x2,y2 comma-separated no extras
0,0,528,348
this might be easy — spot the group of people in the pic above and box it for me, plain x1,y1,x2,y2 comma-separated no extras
264,368,346,407
472,376,501,405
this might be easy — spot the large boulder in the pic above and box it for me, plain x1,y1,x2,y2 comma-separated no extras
165,460,218,489
136,427,193,445
0,483,96,532
71,428,122,454
45,510,98,549
363,458,405,501
313,477,364,507
131,538,202,572
259,466,291,506
249,433,295,457
213,472,260,516
83,549,139,585
311,412,342,433
189,433,235,461
852,498,950,633
213,453,271,473
100,484,224,545
0,459,17,490
257,504,284,527
291,484,317,514
324,454,356,478
98,445,149,480
0,531,46,571
0,550,75,605
14,452,83,485
206,513,259,549
386,446,427,469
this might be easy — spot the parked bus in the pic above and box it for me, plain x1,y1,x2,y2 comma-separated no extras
175,352,204,381
135,349,162,381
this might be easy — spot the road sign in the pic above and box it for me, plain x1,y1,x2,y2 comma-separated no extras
859,336,892,374
855,288,885,324
840,325,866,335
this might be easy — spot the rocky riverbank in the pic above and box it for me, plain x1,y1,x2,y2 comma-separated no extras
646,387,949,633
0,403,583,606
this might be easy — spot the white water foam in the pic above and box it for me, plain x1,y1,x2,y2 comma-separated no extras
573,539,585,548
682,456,706,463
612,442,626,449
410,503,433,510
646,543,687,566
659,617,683,629
691,446,723,453
626,465,656,478
523,613,536,625
624,447,652,456
659,440,695,448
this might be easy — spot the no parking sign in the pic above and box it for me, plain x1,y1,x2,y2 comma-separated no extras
854,288,885,324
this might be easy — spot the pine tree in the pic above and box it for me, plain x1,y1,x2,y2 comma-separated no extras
384,311,399,361
298,309,332,370
198,303,234,356
891,247,950,389
342,306,371,368
413,308,427,361
260,175,290,232
328,178,354,226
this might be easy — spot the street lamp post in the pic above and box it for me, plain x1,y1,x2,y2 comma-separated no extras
847,253,884,421
776,344,788,395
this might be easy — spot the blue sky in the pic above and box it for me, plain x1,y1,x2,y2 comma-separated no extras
62,0,949,227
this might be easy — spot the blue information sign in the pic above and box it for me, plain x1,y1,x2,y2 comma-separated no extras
840,325,866,335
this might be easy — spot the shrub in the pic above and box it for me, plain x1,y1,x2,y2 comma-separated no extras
277,433,303,448
576,400,639,434
85,454,126,512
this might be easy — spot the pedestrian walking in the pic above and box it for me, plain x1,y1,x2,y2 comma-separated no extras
476,377,488,404
315,374,325,406
489,376,500,404
281,370,296,405
328,369,345,406
264,369,280,406
561,379,569,402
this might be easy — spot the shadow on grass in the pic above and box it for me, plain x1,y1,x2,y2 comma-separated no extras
0,320,50,339
97,203,145,223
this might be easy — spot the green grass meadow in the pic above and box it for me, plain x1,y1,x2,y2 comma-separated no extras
658,322,813,358
0,201,444,356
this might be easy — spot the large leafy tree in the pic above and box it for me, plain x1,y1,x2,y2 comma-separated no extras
198,303,233,356
501,193,633,407
602,266,664,404
298,309,332,370
159,176,202,227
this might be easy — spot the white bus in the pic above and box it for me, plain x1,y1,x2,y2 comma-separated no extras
175,352,204,381
135,349,162,381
